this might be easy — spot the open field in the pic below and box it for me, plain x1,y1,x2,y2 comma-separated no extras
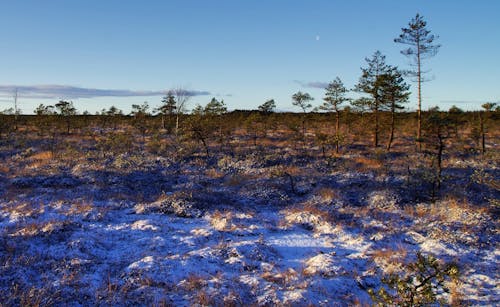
0,112,499,305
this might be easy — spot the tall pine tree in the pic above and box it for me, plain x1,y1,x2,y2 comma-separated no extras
395,13,440,149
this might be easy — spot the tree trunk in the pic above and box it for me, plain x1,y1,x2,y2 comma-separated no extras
480,112,485,154
437,131,444,189
201,137,209,157
195,130,209,157
387,108,395,151
302,116,306,143
373,108,379,147
417,43,422,151
14,89,18,131
175,113,180,137
335,110,340,136
335,110,340,153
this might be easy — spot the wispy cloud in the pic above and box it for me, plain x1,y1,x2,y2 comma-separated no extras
293,80,328,89
214,93,233,98
440,100,499,105
0,85,210,99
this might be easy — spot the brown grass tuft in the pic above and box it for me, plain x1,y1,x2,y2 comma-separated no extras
27,151,54,168
315,187,338,203
209,210,236,231
205,168,225,179
261,268,298,286
354,156,383,170
368,245,408,274
182,273,206,291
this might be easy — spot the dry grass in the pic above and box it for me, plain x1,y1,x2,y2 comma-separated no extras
223,290,243,307
182,274,207,291
205,168,225,179
192,289,216,306
368,245,408,274
258,136,290,148
12,285,61,306
67,201,94,216
406,197,489,226
303,203,332,221
224,173,256,187
353,156,383,170
29,150,53,161
12,220,70,237
279,203,337,234
27,150,53,168
448,278,465,307
0,115,496,305
0,164,10,173
209,210,236,231
281,165,302,176
261,268,298,287
315,187,338,203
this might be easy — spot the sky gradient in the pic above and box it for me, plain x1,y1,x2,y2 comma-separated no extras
1,1,499,114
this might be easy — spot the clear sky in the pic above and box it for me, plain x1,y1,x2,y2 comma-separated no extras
1,0,499,114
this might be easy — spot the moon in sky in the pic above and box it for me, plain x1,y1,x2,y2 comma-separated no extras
315,35,320,41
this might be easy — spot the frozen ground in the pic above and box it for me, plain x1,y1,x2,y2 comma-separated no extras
0,144,499,305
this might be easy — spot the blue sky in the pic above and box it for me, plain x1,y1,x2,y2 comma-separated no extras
1,0,499,113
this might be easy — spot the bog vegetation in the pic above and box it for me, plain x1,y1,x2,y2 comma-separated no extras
0,13,498,306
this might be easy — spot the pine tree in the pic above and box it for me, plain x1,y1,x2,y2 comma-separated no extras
55,100,77,134
158,91,177,131
354,51,390,147
395,13,440,149
258,99,276,114
320,77,349,153
379,67,410,151
292,91,314,140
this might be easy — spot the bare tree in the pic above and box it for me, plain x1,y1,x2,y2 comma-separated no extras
171,87,191,136
395,13,440,150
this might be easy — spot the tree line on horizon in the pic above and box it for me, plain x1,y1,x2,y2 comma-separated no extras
1,14,498,154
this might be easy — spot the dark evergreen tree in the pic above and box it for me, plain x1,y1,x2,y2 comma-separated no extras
55,100,77,134
379,67,410,151
320,77,349,153
158,91,177,131
204,98,227,116
354,51,390,147
258,99,276,114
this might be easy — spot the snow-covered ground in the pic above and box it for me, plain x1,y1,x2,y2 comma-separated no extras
1,140,499,305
